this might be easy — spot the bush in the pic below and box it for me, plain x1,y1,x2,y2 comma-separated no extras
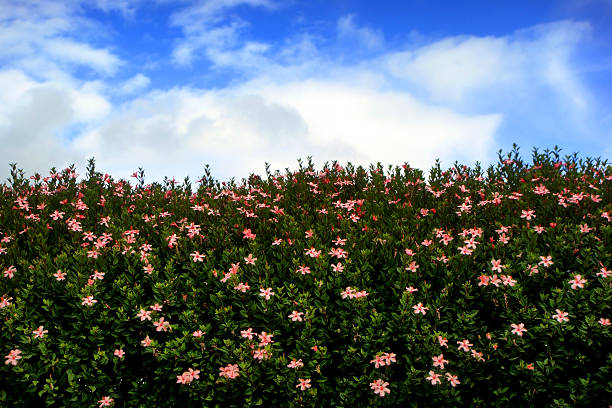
1,147,611,407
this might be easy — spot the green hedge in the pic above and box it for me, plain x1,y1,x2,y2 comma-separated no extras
1,146,611,407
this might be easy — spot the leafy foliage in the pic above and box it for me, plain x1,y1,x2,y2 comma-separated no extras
1,146,611,407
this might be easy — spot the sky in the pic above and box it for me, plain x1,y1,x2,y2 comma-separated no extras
1,0,611,184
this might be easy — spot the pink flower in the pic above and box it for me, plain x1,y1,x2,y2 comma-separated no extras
82,296,97,306
432,354,448,369
241,328,254,339
244,253,257,265
457,339,472,352
370,379,390,397
426,370,441,385
258,331,274,346
242,229,256,239
597,267,611,278
192,330,204,337
153,317,170,332
114,349,125,359
32,326,48,339
552,309,569,323
53,269,66,281
4,349,21,366
219,364,240,379
539,255,554,267
370,354,386,368
296,378,311,391
234,282,250,292
331,263,344,272
599,318,611,326
382,352,396,365
520,209,535,220
259,287,274,300
438,336,448,348
98,396,114,407
141,336,152,347
288,311,304,322
445,373,460,387
569,274,587,289
190,251,205,262
490,259,503,272
511,323,527,336
412,303,428,315
287,358,304,369
136,309,152,321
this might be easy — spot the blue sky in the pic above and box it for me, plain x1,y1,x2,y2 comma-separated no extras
1,0,611,183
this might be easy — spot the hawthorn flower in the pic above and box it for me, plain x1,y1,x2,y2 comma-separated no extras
569,274,587,289
141,336,152,347
153,317,170,332
382,352,396,365
426,370,441,385
136,309,152,321
438,336,448,348
370,354,386,368
511,323,527,336
219,364,239,379
457,339,472,352
520,209,535,220
296,378,311,391
82,296,97,306
412,303,428,315
53,269,66,281
597,267,611,278
539,255,554,267
370,379,390,397
234,282,250,292
4,349,21,366
331,263,344,272
287,358,304,369
552,309,569,323
177,368,200,384
190,251,205,262
491,259,504,272
445,373,460,387
98,396,114,407
432,354,448,369
288,311,304,322
259,287,274,300
258,331,274,346
244,253,257,265
32,326,48,339
241,328,254,339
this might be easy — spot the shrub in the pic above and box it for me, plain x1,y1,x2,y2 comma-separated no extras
0,147,610,407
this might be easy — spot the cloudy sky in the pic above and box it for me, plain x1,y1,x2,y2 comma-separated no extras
1,0,611,183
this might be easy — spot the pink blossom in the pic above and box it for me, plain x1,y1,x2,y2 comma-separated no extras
426,370,441,385
288,311,304,322
569,274,587,289
32,326,48,339
370,379,390,397
296,378,311,391
4,349,21,366
98,396,114,407
114,349,125,359
432,354,448,369
552,309,569,323
511,323,527,336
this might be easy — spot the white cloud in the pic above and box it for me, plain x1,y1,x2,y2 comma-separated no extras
337,14,384,50
382,20,592,111
118,73,151,95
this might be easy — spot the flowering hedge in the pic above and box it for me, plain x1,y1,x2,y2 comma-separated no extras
1,146,611,407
